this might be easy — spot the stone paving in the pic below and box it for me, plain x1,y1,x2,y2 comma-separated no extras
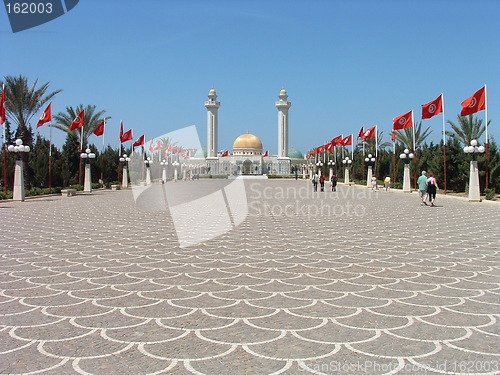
0,179,499,375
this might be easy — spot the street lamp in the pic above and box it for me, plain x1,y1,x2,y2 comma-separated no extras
172,160,179,181
364,154,376,188
144,157,153,185
342,156,352,185
189,163,194,180
399,148,414,193
316,161,324,176
160,159,168,183
327,160,335,180
81,148,96,192
119,154,131,188
7,139,30,201
463,139,485,202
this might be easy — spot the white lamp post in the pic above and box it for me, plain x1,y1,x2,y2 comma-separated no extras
328,160,335,180
463,139,485,202
144,157,153,185
308,163,314,179
80,148,96,192
119,154,131,188
342,156,352,185
172,160,179,182
160,159,168,183
364,154,376,188
316,161,323,177
7,139,30,201
399,149,414,193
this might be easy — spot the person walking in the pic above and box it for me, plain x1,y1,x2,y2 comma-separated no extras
319,174,325,192
371,176,378,191
312,173,319,192
427,173,439,207
330,174,338,192
384,176,391,191
417,171,428,206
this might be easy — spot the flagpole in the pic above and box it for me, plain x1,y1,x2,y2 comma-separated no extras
484,84,489,190
2,84,7,193
393,137,396,184
441,94,447,194
48,119,52,193
375,126,378,179
100,119,105,187
412,110,417,190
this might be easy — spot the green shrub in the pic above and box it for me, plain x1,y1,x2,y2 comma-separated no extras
0,191,13,200
484,188,495,200
68,184,84,191
92,183,100,189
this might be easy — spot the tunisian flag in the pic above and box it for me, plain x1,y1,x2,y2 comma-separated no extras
461,86,486,116
357,126,364,139
133,135,145,147
362,126,376,140
0,85,5,125
339,135,352,146
121,129,133,143
393,110,413,130
331,135,343,146
422,94,443,119
37,103,52,128
261,150,269,157
93,121,105,136
326,142,335,151
70,110,84,130
221,150,229,157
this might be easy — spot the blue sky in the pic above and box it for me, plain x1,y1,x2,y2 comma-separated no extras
1,0,499,154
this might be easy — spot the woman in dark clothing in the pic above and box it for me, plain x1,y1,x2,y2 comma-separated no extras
330,174,338,192
319,175,325,191
426,173,439,207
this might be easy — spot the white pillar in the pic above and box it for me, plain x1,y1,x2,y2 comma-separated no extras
303,167,307,179
468,160,481,202
122,166,128,188
84,163,92,192
13,160,25,201
366,166,373,188
205,88,220,159
174,168,178,182
146,167,151,185
344,168,350,185
162,167,167,183
275,88,291,158
329,167,333,181
403,163,411,193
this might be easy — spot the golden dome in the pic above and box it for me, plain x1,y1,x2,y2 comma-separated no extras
280,88,287,95
233,133,263,149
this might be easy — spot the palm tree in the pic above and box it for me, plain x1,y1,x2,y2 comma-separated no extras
446,115,489,146
2,75,62,141
53,105,110,148
395,121,432,150
363,130,392,154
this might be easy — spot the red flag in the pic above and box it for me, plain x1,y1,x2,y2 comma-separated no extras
37,103,52,128
0,86,5,125
163,147,170,157
331,135,343,146
182,150,191,159
262,150,269,157
422,94,443,119
133,135,145,147
121,129,133,143
153,141,161,151
391,131,396,142
362,126,376,140
221,150,229,157
173,146,183,154
393,110,413,130
357,126,364,139
461,86,486,116
70,110,84,130
339,135,352,146
315,145,325,154
119,121,124,139
93,121,105,136
326,142,334,151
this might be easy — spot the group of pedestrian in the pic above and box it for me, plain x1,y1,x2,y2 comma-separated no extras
417,170,439,207
312,173,338,192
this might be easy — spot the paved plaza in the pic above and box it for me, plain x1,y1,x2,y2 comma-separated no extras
0,180,499,375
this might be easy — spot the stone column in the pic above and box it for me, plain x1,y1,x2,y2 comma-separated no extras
468,160,481,202
344,168,350,185
366,166,373,188
146,167,151,185
329,167,333,181
13,160,25,201
403,163,411,193
162,167,167,183
84,163,92,192
122,166,128,188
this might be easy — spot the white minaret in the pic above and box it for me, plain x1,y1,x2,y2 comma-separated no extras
275,87,291,158
205,87,220,158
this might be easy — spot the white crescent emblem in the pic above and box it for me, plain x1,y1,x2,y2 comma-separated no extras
40,113,46,120
399,117,406,125
364,130,369,137
469,98,477,108
428,104,436,113
74,117,80,123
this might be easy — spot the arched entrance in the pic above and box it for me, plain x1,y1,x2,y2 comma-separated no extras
242,159,252,174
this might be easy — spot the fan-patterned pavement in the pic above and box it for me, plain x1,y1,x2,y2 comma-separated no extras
0,180,499,374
